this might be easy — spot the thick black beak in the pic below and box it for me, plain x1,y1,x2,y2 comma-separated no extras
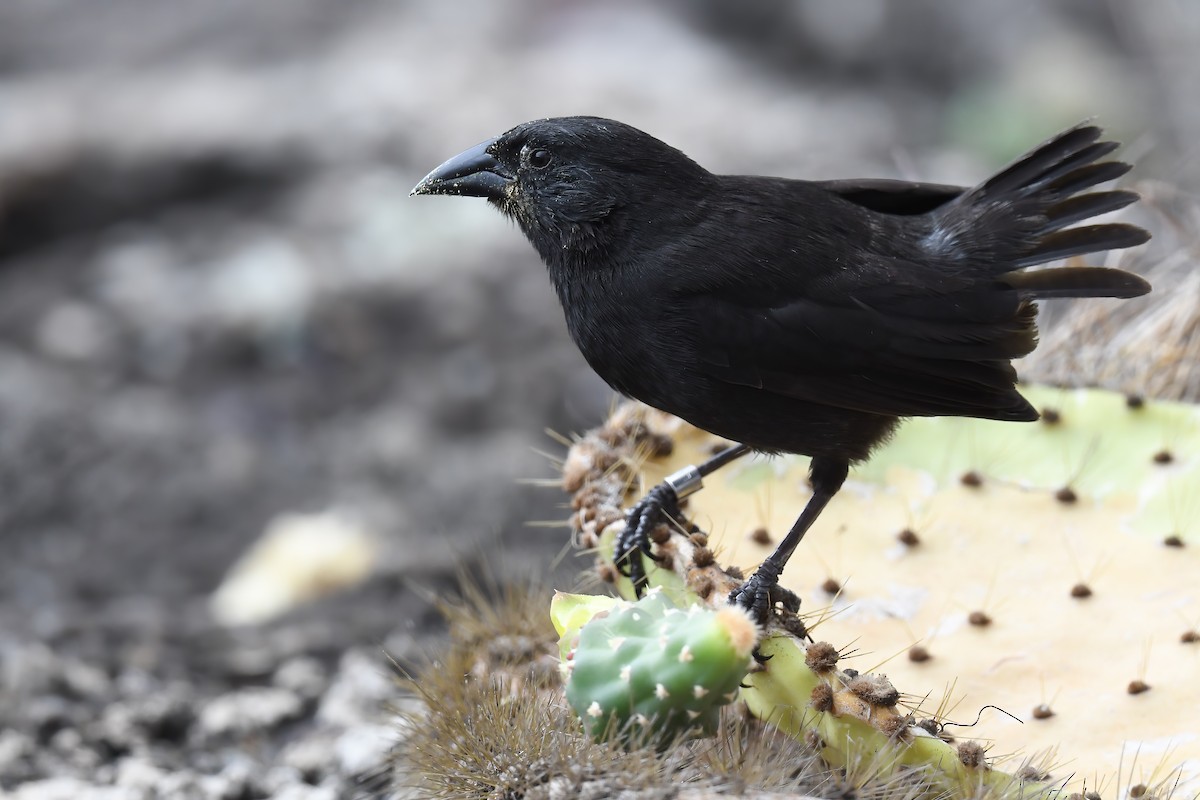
410,139,510,199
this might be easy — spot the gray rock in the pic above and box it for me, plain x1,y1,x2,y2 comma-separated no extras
35,302,117,363
206,753,261,799
197,687,304,739
280,729,338,781
0,728,35,782
315,649,393,727
48,727,102,772
152,770,208,800
2,640,60,697
269,782,339,800
113,756,169,793
128,690,195,744
334,722,393,777
261,765,306,795
58,657,112,701
13,777,141,800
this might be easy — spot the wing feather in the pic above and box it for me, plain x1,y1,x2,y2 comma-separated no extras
690,292,1038,421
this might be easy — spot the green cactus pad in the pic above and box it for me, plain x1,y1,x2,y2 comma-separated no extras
554,589,758,745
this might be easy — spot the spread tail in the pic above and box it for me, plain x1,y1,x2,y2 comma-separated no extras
935,123,1152,300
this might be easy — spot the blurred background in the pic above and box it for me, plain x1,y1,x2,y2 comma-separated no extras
1,1,1197,796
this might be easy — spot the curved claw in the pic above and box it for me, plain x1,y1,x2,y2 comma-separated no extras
614,482,679,596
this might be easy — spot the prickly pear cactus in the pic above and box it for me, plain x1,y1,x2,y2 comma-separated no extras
562,387,1200,796
553,588,758,745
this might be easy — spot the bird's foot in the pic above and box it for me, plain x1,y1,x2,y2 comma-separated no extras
729,568,801,626
615,482,679,595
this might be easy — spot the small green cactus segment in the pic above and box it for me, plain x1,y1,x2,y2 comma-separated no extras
550,591,622,661
553,589,758,744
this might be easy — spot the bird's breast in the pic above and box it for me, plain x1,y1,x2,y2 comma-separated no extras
553,266,693,406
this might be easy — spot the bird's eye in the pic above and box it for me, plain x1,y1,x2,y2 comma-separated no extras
527,148,553,169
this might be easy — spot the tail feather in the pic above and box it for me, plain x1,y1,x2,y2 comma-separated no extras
1014,223,1151,268
934,122,1151,287
1001,265,1151,299
1043,190,1138,228
979,124,1102,197
1024,141,1120,194
1045,160,1132,196
884,123,1149,421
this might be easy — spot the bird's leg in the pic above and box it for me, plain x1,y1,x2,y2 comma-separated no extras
617,443,752,594
730,456,849,623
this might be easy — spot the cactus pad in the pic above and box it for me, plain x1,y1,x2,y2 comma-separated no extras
563,388,1200,795
554,588,758,745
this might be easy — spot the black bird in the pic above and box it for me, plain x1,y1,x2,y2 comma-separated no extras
411,117,1150,621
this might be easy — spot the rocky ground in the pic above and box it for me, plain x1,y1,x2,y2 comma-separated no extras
0,2,1196,798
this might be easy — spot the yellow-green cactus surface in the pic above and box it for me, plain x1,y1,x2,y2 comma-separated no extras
578,386,1198,795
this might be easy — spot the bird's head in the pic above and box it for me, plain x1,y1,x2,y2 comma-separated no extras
411,116,710,261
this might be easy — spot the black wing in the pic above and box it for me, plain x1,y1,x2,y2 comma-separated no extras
688,287,1040,422
816,178,963,215
688,124,1150,423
